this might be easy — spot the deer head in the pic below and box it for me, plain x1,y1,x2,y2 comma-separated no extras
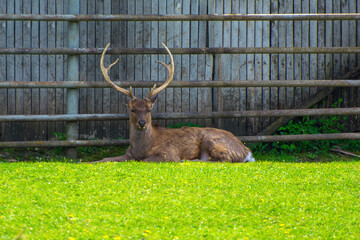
100,43,174,130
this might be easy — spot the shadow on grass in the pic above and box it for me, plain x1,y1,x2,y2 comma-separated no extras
1,146,359,163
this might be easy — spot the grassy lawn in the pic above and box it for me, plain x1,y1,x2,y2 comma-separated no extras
1,158,360,239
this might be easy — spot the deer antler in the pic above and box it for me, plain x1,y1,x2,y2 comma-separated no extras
100,43,135,99
147,43,174,99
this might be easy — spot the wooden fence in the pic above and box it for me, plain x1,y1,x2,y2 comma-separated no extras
0,0,360,148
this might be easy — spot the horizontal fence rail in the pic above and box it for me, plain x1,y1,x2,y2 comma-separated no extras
0,133,360,148
1,80,360,88
1,108,360,122
0,14,360,21
1,47,360,55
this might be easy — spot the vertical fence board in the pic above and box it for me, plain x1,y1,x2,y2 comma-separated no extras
5,1,15,140
317,0,326,108
189,0,199,125
269,0,278,125
0,0,6,140
157,0,167,127
78,0,87,139
55,0,65,136
262,0,270,130
86,0,96,139
15,0,25,140
222,0,234,132
227,0,240,134
165,0,175,127
150,0,161,127
278,0,286,111
309,0,318,99
173,0,182,125
94,0,104,139
23,0,32,141
199,0,212,128
301,0,310,103
294,1,302,106
39,0,48,140
238,0,248,135
246,0,256,135
285,0,294,110
181,0,190,124
254,0,263,133
134,0,143,100
30,0,40,140
47,0,56,139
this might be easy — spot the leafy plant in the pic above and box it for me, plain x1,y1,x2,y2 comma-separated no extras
251,99,360,156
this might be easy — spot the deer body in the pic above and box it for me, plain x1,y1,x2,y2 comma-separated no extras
93,43,255,163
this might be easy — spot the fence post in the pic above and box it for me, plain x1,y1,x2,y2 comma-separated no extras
65,0,79,158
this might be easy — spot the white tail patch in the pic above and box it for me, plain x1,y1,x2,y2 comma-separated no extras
244,152,256,162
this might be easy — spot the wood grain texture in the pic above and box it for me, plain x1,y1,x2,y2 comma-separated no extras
0,0,359,141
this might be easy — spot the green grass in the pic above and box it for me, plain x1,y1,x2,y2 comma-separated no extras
1,160,360,239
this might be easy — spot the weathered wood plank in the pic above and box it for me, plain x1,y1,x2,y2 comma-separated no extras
254,0,263,134
181,0,190,125
222,0,236,133
246,0,256,135
270,0,279,125
262,0,270,131
225,0,240,134
309,0,318,99
23,0,32,141
86,0,96,139
102,0,111,139
294,1,302,106
115,0,128,139
30,0,40,140
173,0,182,126
301,0,310,102
349,0,357,131
285,0,294,110
157,0,166,126
150,0,162,127
142,0,152,100
238,0,248,135
165,0,175,127
94,0,105,139
47,0,56,139
199,0,212,128
317,0,326,108
39,0,48,140
189,0,199,126
55,0,65,136
134,0,143,99
78,0,87,139
278,0,286,111
0,0,7,140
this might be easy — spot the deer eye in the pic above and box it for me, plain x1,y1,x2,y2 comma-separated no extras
131,109,135,113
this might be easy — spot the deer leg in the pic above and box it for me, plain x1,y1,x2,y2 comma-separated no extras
82,149,133,163
143,152,180,162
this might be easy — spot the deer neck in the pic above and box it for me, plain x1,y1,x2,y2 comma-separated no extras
129,123,156,159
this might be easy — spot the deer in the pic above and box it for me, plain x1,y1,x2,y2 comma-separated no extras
90,43,255,163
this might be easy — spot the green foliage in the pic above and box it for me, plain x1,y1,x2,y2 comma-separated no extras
251,99,360,157
1,161,359,239
168,122,203,129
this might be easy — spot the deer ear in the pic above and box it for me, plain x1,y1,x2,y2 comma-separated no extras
149,94,158,105
123,95,130,106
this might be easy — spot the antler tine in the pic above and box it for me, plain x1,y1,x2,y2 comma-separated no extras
100,43,135,99
147,43,174,98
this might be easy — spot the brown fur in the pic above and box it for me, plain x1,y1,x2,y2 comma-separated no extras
93,98,254,163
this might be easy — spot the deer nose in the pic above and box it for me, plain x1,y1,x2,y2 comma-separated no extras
138,120,146,127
